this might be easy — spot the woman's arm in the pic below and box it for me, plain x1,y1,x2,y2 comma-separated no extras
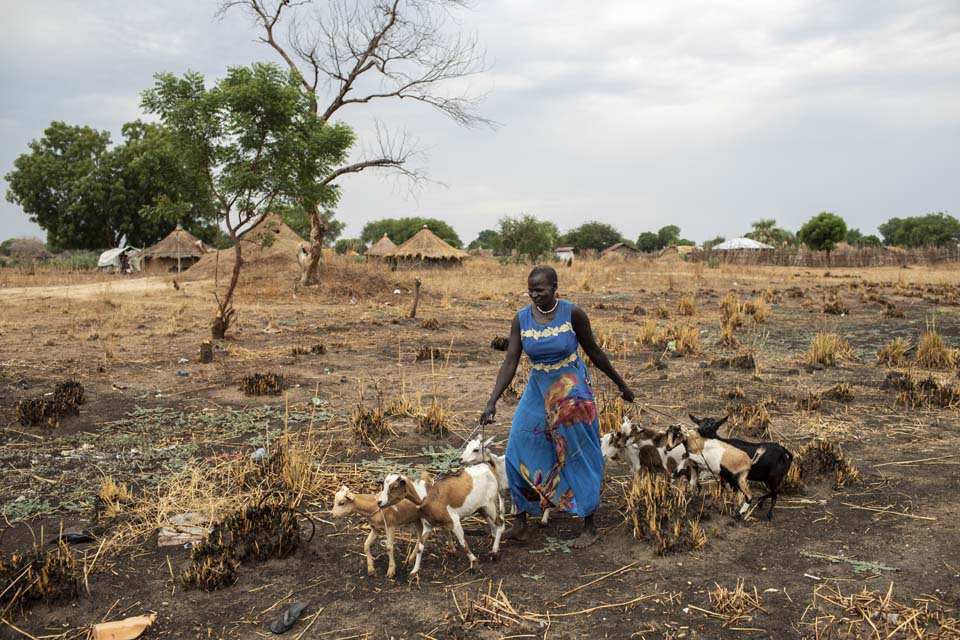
570,305,635,402
480,315,523,424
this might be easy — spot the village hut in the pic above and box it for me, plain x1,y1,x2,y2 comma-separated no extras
657,245,701,259
365,234,397,261
601,242,642,259
384,227,467,269
97,247,143,274
142,223,210,274
554,246,575,263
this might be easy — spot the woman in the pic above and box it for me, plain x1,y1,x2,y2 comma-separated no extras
480,265,635,548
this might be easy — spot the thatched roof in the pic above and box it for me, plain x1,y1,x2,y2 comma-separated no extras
143,224,210,260
601,242,640,256
366,234,397,257
386,228,467,260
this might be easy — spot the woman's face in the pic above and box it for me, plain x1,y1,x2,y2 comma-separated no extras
527,273,557,308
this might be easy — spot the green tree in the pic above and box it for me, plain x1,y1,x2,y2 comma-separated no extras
560,221,624,252
334,238,366,255
636,232,661,252
5,121,217,251
468,229,500,252
498,214,558,263
274,202,344,246
657,225,680,247
703,236,726,250
745,219,796,246
142,62,354,338
223,0,488,286
799,212,847,256
360,217,462,248
878,213,960,248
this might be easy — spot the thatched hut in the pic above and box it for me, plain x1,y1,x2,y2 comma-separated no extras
601,242,642,259
142,224,210,274
384,227,467,269
365,234,397,260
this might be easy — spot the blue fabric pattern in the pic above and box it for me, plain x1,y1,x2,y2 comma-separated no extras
505,300,603,518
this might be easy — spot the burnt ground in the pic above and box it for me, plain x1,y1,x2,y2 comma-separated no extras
1,261,959,639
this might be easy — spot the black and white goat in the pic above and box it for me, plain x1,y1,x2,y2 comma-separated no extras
601,418,689,481
689,414,793,521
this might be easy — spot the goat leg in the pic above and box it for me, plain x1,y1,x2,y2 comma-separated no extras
363,529,378,576
448,512,478,569
385,526,397,579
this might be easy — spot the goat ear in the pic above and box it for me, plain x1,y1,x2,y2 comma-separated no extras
689,414,700,425
716,415,729,428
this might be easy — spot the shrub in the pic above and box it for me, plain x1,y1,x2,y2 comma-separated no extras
805,332,854,366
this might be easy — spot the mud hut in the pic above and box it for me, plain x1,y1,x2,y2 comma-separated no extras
384,227,467,269
142,224,210,274
601,242,642,259
365,234,397,261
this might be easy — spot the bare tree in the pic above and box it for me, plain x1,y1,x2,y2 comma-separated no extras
219,0,489,286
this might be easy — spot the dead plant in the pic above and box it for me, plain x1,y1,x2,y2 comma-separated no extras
677,293,696,316
0,540,81,620
240,373,284,396
784,440,860,492
877,337,911,367
805,332,854,367
915,320,956,369
823,291,848,315
621,471,709,555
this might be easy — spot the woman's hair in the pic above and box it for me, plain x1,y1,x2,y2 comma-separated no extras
528,265,558,288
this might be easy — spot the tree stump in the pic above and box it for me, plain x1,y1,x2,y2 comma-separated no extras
409,277,422,319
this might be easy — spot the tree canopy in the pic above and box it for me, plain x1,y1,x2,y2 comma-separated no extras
745,219,796,247
635,225,694,252
360,217,462,248
468,229,500,252
142,62,355,337
560,221,624,252
334,238,366,255
5,120,218,252
498,214,558,263
878,213,960,248
845,228,881,248
798,212,847,253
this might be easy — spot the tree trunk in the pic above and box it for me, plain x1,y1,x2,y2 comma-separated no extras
211,240,243,339
298,207,327,286
409,277,422,319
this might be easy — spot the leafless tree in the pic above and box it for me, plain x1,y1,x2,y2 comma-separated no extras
219,0,489,286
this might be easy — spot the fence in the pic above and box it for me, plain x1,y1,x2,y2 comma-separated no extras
689,246,960,268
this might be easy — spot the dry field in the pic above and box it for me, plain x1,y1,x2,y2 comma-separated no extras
1,256,959,639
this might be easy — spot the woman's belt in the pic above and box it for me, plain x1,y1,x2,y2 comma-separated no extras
530,353,578,372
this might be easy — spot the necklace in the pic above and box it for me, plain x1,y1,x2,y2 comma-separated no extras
535,299,559,315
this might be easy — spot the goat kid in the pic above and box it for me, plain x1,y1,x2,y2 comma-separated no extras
690,414,794,520
377,463,504,577
460,436,551,525
666,424,764,520
601,418,689,481
331,472,431,578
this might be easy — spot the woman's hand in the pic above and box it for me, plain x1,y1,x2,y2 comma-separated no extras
619,385,636,404
479,401,497,425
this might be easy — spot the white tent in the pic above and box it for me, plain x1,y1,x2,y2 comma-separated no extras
97,247,142,273
711,237,774,250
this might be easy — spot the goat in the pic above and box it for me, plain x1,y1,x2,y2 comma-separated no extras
690,414,794,520
602,418,690,481
460,436,551,525
666,424,764,520
377,463,504,577
331,473,432,578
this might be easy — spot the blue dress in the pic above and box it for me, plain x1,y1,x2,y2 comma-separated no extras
505,300,603,519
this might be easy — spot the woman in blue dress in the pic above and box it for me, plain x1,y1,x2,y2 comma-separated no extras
480,266,635,548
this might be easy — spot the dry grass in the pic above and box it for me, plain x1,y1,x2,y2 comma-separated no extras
800,582,958,639
824,382,854,403
98,476,134,519
677,293,696,316
418,395,454,437
0,540,81,620
718,322,739,348
728,398,774,438
822,291,848,315
240,372,284,396
915,320,956,369
708,577,765,624
746,296,770,324
877,337,911,367
719,292,744,328
656,302,671,319
784,440,861,492
621,472,708,555
452,579,532,631
637,319,661,346
14,380,85,428
351,387,394,447
665,324,700,354
805,332,854,366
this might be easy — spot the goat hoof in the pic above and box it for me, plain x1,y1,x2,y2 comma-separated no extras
386,569,396,579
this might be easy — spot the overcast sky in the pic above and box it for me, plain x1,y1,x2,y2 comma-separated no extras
2,0,958,246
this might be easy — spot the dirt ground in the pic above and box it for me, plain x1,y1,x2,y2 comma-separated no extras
1,258,959,639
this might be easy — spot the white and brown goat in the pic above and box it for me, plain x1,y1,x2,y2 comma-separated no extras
331,473,432,578
601,418,689,481
460,436,551,525
377,463,504,577
666,424,764,519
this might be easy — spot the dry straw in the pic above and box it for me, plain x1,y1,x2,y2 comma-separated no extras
621,472,708,555
805,331,854,366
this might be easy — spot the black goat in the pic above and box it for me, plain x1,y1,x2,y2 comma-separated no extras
689,414,793,520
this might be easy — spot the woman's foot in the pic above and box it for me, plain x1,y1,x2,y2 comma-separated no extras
503,513,529,542
570,515,598,549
